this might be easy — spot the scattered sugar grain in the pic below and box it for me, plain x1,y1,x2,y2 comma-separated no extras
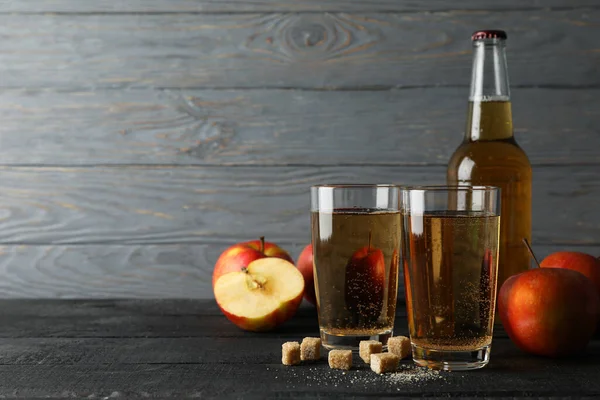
276,337,444,389
297,362,444,389
384,364,444,385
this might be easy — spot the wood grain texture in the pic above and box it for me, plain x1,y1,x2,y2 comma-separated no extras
1,10,599,89
2,88,599,166
0,337,305,365
0,298,292,317
0,301,598,398
0,244,220,298
4,0,600,13
0,299,321,337
0,332,591,367
0,244,594,299
0,166,597,245
2,0,599,303
0,359,599,399
0,243,306,299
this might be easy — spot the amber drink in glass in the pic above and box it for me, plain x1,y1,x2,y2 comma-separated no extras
401,186,500,370
311,184,401,350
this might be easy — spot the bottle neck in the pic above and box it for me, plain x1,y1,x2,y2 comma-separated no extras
466,39,513,141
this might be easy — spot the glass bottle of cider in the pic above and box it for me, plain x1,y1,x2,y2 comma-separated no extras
447,30,532,293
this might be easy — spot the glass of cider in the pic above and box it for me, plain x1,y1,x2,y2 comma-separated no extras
311,184,401,350
401,186,501,371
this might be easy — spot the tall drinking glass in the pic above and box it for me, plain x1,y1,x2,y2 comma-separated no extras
311,184,401,350
401,186,500,370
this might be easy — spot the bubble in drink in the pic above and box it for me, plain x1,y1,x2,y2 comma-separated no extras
311,209,400,338
403,211,500,351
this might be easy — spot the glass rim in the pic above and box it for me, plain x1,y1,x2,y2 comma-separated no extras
400,185,499,192
311,183,398,189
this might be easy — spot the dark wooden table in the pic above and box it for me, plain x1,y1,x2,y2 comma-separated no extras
0,299,598,398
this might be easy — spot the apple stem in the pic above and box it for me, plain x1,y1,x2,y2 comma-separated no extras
242,267,265,290
259,236,265,253
522,238,541,269
368,231,372,252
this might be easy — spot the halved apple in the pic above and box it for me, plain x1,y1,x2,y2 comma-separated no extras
214,257,305,332
212,237,293,287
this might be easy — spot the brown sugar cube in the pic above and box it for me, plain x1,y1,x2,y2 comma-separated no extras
359,340,382,364
387,336,412,359
328,350,352,370
300,337,321,361
370,353,399,374
281,342,301,366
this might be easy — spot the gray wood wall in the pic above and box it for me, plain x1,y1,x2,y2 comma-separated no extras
0,1,598,298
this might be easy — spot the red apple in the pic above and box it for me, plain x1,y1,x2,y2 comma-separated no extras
345,233,386,319
498,268,600,357
213,257,304,332
540,251,600,298
212,237,293,286
296,244,316,305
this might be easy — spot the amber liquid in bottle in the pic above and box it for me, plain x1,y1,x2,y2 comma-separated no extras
447,33,532,299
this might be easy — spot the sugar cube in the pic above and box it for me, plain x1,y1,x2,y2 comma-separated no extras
359,340,382,364
301,337,321,361
370,353,399,374
281,341,301,366
387,336,412,359
328,349,352,370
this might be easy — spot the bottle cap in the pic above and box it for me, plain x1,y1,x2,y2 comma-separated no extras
471,30,507,41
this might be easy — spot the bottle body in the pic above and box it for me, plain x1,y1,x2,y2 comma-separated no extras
447,31,532,293
447,101,532,290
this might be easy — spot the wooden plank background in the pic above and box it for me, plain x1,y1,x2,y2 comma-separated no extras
1,89,599,165
1,11,599,89
4,1,600,12
0,1,598,298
